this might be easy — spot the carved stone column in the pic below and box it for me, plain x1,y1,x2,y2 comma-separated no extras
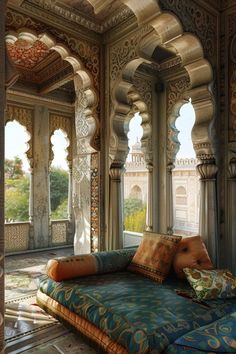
28,169,34,249
146,163,153,231
0,2,6,352
228,158,236,275
108,164,124,250
197,161,218,266
68,167,73,222
167,163,174,235
32,106,50,249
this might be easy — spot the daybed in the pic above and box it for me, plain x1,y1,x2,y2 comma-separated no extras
37,233,236,353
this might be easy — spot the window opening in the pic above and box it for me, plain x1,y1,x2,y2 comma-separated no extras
172,102,200,236
5,120,30,222
50,129,69,220
123,113,148,246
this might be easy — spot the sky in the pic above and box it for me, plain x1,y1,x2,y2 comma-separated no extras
5,102,195,172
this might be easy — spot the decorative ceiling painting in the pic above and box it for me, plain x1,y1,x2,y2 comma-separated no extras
7,40,50,70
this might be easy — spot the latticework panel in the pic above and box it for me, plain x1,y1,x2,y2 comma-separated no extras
51,220,67,245
5,223,30,252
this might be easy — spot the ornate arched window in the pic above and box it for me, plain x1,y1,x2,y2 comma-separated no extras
5,120,30,223
172,102,200,236
50,128,69,220
123,113,147,237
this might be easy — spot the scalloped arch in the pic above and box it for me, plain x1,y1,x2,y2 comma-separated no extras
110,66,151,165
5,28,99,154
111,0,215,164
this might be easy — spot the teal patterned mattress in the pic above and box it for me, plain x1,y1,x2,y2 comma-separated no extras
38,272,236,353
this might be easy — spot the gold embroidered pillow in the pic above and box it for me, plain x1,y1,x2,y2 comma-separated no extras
183,268,236,300
127,232,182,283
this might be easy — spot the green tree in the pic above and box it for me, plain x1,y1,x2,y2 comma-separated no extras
5,176,30,222
124,198,143,218
50,167,68,211
51,199,68,219
5,157,24,179
124,208,146,233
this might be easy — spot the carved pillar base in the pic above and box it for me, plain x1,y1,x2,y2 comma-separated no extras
108,164,124,250
197,161,218,266
228,159,236,275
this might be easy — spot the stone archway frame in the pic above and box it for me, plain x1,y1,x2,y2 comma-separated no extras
5,28,99,254
109,0,217,252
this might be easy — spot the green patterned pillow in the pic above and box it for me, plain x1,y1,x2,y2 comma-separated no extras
183,268,236,300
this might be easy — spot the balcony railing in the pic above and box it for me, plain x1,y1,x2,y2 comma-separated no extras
5,222,30,253
5,219,72,253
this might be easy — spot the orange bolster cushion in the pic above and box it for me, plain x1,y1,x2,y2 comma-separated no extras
46,254,97,282
173,235,213,279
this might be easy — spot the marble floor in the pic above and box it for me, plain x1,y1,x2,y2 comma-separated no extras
5,248,98,353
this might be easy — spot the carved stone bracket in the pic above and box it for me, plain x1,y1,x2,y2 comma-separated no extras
5,104,33,168
49,114,72,169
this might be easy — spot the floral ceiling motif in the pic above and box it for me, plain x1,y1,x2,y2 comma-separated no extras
7,40,50,70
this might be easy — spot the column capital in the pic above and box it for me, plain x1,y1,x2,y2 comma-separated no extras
197,161,218,180
109,163,125,181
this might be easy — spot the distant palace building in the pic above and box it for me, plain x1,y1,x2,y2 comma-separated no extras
124,141,200,235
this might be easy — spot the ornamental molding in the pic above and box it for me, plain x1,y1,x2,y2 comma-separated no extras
20,0,133,35
5,104,33,167
49,114,72,168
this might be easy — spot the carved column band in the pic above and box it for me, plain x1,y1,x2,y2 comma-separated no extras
108,164,125,250
197,161,218,266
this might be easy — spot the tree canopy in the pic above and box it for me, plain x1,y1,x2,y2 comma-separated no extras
50,167,68,212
